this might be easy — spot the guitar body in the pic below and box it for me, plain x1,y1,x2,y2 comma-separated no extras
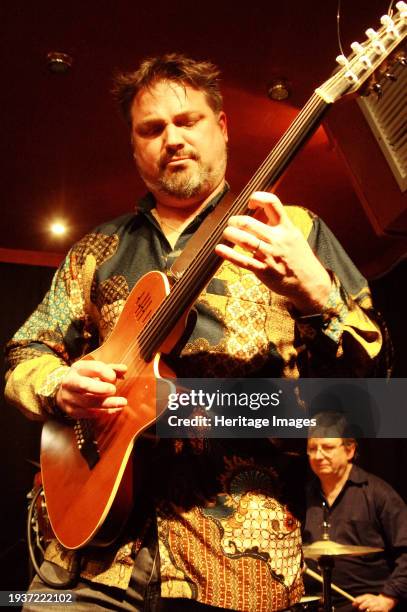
41,271,184,550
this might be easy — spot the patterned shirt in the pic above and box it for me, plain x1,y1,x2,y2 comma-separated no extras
5,191,385,611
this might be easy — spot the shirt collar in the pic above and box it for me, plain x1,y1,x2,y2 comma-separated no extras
346,464,368,486
309,464,368,497
135,184,230,223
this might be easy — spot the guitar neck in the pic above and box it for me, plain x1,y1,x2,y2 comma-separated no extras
140,92,330,360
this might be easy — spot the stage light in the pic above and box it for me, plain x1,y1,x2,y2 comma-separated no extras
50,222,67,236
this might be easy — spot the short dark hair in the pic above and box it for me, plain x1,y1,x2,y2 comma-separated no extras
309,411,357,442
112,53,223,126
308,411,358,459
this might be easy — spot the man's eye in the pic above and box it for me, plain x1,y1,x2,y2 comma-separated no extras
148,127,163,136
138,125,164,137
177,118,199,128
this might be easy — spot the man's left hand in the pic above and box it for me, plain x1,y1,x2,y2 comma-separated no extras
352,593,398,611
215,191,332,315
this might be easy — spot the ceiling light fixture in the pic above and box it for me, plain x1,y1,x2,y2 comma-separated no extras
267,79,291,101
46,51,73,74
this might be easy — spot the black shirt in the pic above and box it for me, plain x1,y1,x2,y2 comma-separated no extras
303,465,407,609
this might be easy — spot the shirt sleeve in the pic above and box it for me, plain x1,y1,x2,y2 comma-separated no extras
4,244,97,420
288,208,390,377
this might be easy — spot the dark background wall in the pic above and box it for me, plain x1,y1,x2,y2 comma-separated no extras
0,264,54,591
1,258,406,592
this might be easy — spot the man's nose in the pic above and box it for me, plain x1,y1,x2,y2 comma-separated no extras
163,124,184,149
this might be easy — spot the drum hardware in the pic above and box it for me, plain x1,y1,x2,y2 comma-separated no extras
305,566,355,602
303,540,383,559
283,596,321,611
298,596,322,610
303,539,383,612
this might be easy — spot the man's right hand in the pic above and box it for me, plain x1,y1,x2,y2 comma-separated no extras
352,593,398,611
55,360,128,419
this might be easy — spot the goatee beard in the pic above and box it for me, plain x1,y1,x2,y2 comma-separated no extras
155,166,211,199
136,146,227,201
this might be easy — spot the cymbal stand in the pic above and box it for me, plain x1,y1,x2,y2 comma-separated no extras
317,554,334,612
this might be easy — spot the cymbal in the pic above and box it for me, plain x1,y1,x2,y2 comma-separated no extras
303,540,383,559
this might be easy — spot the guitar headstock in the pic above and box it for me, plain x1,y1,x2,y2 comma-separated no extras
316,1,407,103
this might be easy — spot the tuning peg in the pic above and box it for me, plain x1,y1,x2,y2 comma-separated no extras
336,55,349,67
350,42,373,68
365,28,385,53
380,15,394,27
380,14,399,36
385,72,397,81
399,54,407,66
395,1,407,18
365,28,378,39
351,42,364,54
345,70,359,84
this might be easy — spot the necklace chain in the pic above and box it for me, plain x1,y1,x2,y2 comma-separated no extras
151,208,185,233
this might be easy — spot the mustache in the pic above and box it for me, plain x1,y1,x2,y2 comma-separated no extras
159,149,199,169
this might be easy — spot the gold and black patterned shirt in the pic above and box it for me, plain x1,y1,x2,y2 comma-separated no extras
5,191,385,610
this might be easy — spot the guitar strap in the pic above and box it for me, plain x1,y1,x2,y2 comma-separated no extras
168,189,236,280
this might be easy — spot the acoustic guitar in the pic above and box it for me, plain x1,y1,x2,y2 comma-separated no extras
41,3,407,550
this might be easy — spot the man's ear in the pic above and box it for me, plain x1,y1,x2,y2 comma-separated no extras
218,111,228,142
345,442,356,462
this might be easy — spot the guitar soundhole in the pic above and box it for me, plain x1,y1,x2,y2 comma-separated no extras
134,291,153,323
74,420,100,469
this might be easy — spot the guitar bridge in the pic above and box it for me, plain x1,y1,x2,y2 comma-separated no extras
74,420,100,469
